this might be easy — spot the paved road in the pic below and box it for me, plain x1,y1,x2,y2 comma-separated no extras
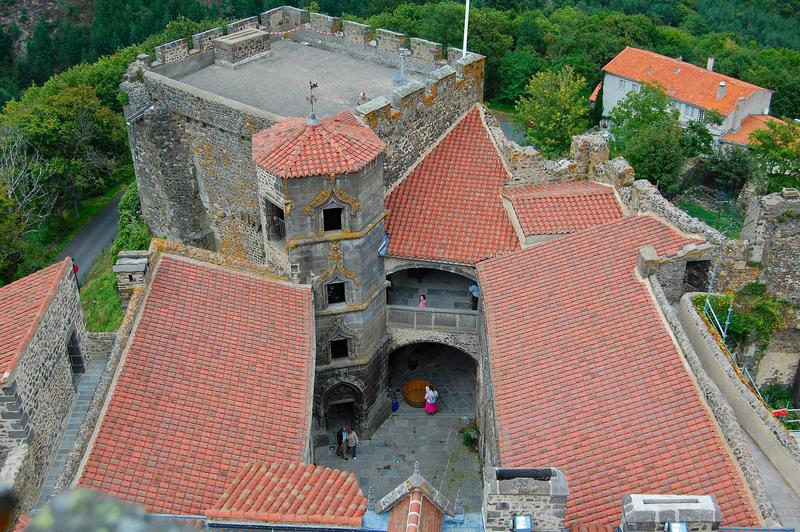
57,196,121,283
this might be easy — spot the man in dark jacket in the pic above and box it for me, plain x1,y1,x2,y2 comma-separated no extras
336,426,348,460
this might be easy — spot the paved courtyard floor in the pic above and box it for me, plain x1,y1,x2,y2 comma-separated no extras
317,349,482,513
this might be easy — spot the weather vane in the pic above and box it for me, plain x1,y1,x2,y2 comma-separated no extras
306,81,319,124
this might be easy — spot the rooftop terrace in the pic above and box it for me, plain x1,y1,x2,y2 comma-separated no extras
177,39,426,117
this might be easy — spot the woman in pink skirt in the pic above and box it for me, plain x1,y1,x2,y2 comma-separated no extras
424,385,439,415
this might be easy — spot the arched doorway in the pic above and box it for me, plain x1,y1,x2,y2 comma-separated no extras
322,382,363,434
388,342,477,415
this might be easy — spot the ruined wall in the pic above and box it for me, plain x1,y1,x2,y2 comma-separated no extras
0,264,86,515
744,190,800,304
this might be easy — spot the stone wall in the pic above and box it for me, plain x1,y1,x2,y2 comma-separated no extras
153,38,188,65
121,56,278,249
620,494,721,532
0,262,87,516
743,189,800,304
355,58,485,187
649,277,780,526
678,293,800,499
482,467,568,532
84,333,116,362
213,28,270,69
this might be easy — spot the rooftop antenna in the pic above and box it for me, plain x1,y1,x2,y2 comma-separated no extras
462,0,470,58
306,81,320,125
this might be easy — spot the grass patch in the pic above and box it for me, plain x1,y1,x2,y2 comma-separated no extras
678,199,743,239
13,179,132,281
79,247,123,332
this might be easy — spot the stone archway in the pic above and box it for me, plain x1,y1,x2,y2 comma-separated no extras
386,328,480,362
317,377,366,436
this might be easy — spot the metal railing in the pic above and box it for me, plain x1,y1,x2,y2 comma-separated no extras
386,305,479,334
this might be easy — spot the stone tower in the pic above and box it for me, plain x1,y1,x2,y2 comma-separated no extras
252,111,389,441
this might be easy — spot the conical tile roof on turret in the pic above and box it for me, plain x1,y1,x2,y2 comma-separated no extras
252,111,385,179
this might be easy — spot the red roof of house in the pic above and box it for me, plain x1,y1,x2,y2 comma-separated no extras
603,47,768,115
385,106,519,264
386,490,443,532
206,462,367,526
503,181,623,236
721,114,785,145
476,215,760,528
0,258,70,379
589,82,602,103
78,255,315,515
252,111,385,178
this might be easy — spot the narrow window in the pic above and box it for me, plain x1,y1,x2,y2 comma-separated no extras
618,78,626,89
699,109,706,122
323,207,343,232
632,82,640,92
326,282,346,305
67,330,85,374
330,339,349,359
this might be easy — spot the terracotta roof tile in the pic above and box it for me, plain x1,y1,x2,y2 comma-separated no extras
603,47,768,115
78,255,315,515
721,115,785,145
476,216,760,528
206,462,367,527
503,181,623,236
386,491,443,532
589,82,602,103
385,106,519,264
0,258,71,378
252,111,385,178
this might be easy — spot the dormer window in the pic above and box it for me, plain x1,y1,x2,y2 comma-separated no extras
323,207,343,232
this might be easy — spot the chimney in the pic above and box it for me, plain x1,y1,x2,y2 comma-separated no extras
483,467,568,532
112,250,151,312
716,81,727,100
706,57,714,71
620,494,722,532
676,55,682,62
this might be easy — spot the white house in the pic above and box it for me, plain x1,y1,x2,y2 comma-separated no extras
592,46,781,146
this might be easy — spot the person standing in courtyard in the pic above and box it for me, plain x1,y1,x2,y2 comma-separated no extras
424,385,439,415
336,425,348,460
347,427,359,460
418,294,427,308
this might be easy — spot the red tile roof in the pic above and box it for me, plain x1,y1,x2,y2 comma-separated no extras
385,106,519,264
252,111,385,178
503,181,623,236
589,82,602,103
476,215,760,528
603,47,768,115
0,258,71,380
206,462,366,526
78,255,315,515
721,115,785,145
386,491,443,532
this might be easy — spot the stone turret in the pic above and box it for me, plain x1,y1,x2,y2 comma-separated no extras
252,111,390,440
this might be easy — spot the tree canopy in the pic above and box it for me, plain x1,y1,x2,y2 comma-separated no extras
514,66,589,157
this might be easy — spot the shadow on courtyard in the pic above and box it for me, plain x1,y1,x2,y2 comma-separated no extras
315,343,483,512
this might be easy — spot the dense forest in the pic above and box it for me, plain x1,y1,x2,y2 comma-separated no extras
1,0,799,285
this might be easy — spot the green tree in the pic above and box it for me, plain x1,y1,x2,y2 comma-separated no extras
610,83,685,195
697,147,754,194
749,119,800,193
0,181,24,275
494,47,545,106
514,66,589,157
680,120,714,158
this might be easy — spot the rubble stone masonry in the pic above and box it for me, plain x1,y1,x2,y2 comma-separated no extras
0,264,87,515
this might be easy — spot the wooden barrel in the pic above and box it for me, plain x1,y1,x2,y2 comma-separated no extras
402,380,431,408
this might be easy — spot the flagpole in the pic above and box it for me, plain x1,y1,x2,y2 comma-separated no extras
462,0,470,58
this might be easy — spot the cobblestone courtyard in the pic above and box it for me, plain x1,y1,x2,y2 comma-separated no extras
316,345,483,512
